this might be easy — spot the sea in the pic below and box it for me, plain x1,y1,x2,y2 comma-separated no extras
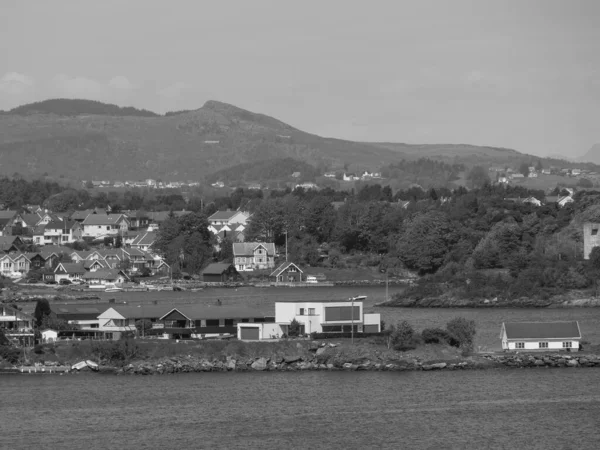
7,286,600,449
1,369,600,449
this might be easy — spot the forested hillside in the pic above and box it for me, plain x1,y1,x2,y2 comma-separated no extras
6,99,158,117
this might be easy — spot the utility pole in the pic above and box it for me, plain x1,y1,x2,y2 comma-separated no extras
285,230,288,262
351,296,354,345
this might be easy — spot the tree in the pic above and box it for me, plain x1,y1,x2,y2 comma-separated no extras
578,178,593,188
519,162,530,177
287,319,302,337
466,166,490,189
390,320,417,351
219,237,234,263
446,317,476,353
33,299,52,328
135,319,152,336
41,315,72,331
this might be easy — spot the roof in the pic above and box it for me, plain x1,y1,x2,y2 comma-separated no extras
0,236,22,251
45,219,78,230
20,213,43,226
103,305,171,319
275,296,367,304
232,242,276,256
0,210,17,219
270,261,303,277
82,214,128,226
159,305,265,321
82,269,126,280
502,321,581,340
52,303,115,319
131,232,156,246
55,263,86,274
209,210,242,221
202,263,235,275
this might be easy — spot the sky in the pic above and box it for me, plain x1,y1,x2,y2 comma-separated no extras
1,0,599,157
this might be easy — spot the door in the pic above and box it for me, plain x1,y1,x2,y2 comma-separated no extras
240,327,260,340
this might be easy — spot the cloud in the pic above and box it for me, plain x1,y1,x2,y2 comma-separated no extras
52,73,105,99
158,81,187,99
108,75,136,90
0,72,34,95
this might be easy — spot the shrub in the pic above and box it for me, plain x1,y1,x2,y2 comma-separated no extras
446,317,476,353
288,319,303,337
91,339,143,365
390,320,420,351
0,345,21,364
421,328,452,345
33,344,45,354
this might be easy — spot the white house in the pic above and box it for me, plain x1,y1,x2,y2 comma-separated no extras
41,329,58,343
208,210,251,227
233,242,276,271
82,214,129,238
500,321,582,352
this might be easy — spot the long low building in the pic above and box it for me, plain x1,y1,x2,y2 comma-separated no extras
500,321,582,352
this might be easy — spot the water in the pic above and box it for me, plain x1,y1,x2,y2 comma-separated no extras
2,369,599,449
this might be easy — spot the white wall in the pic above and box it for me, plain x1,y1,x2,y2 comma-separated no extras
275,301,365,334
236,323,284,340
505,340,579,351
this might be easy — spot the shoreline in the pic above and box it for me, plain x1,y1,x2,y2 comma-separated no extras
5,351,599,376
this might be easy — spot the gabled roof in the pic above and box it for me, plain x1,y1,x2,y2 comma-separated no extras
271,261,303,277
202,263,236,275
82,214,128,226
0,236,23,252
55,262,86,274
45,219,79,230
19,213,43,226
232,242,276,256
102,305,170,319
83,259,108,270
40,245,72,254
82,269,128,280
159,305,265,321
208,210,246,221
502,321,582,340
52,303,115,320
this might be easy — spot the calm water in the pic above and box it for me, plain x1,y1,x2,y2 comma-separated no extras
2,369,599,449
88,286,600,349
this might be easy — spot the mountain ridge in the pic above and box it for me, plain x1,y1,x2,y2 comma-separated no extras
0,97,580,182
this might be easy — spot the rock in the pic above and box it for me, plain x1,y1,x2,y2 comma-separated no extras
430,363,447,370
328,343,339,348
251,357,268,371
578,358,589,365
284,355,303,364
315,347,327,356
326,363,335,370
342,363,356,370
299,362,313,370
309,342,320,351
567,359,579,367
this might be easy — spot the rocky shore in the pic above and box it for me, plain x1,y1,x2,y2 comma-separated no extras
80,346,600,375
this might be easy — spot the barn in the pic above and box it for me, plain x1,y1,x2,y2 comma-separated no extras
270,261,303,282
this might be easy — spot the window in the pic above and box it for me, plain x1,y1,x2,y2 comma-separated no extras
562,341,572,348
592,228,599,236
206,319,220,327
515,342,525,349
308,308,316,316
539,342,548,349
299,308,305,315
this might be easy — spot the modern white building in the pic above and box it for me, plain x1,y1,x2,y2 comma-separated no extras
237,297,381,340
500,321,582,352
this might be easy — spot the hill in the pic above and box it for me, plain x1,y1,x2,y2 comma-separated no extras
5,98,158,117
579,144,600,164
0,98,581,183
207,158,321,186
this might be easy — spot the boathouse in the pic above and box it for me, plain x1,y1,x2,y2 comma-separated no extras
201,263,240,283
270,261,303,283
500,321,582,352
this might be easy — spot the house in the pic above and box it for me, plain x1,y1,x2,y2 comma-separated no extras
295,182,319,190
270,261,303,282
151,305,269,339
343,173,358,182
583,222,600,259
545,195,574,208
41,329,58,343
54,262,86,283
208,210,251,227
511,173,525,179
201,263,241,282
96,305,166,339
0,253,30,277
82,214,129,238
522,196,542,207
0,236,24,253
500,321,581,352
82,269,129,285
52,303,115,330
247,183,262,190
130,231,156,252
233,242,276,271
41,219,83,245
237,297,381,340
324,172,336,178
0,304,35,346
291,171,301,178
25,252,46,270
571,169,581,176
211,181,225,188
13,212,44,228
0,210,18,236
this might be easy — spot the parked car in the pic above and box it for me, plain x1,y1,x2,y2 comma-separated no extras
44,280,57,285
59,279,72,285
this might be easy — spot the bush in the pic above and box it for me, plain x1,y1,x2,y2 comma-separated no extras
390,320,421,351
310,332,388,340
446,317,476,353
91,339,143,365
0,345,21,364
33,344,45,354
288,319,303,337
421,328,454,345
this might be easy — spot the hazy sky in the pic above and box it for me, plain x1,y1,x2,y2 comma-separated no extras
1,0,598,157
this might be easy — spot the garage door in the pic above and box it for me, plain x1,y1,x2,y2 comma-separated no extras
240,327,260,340
363,325,379,333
